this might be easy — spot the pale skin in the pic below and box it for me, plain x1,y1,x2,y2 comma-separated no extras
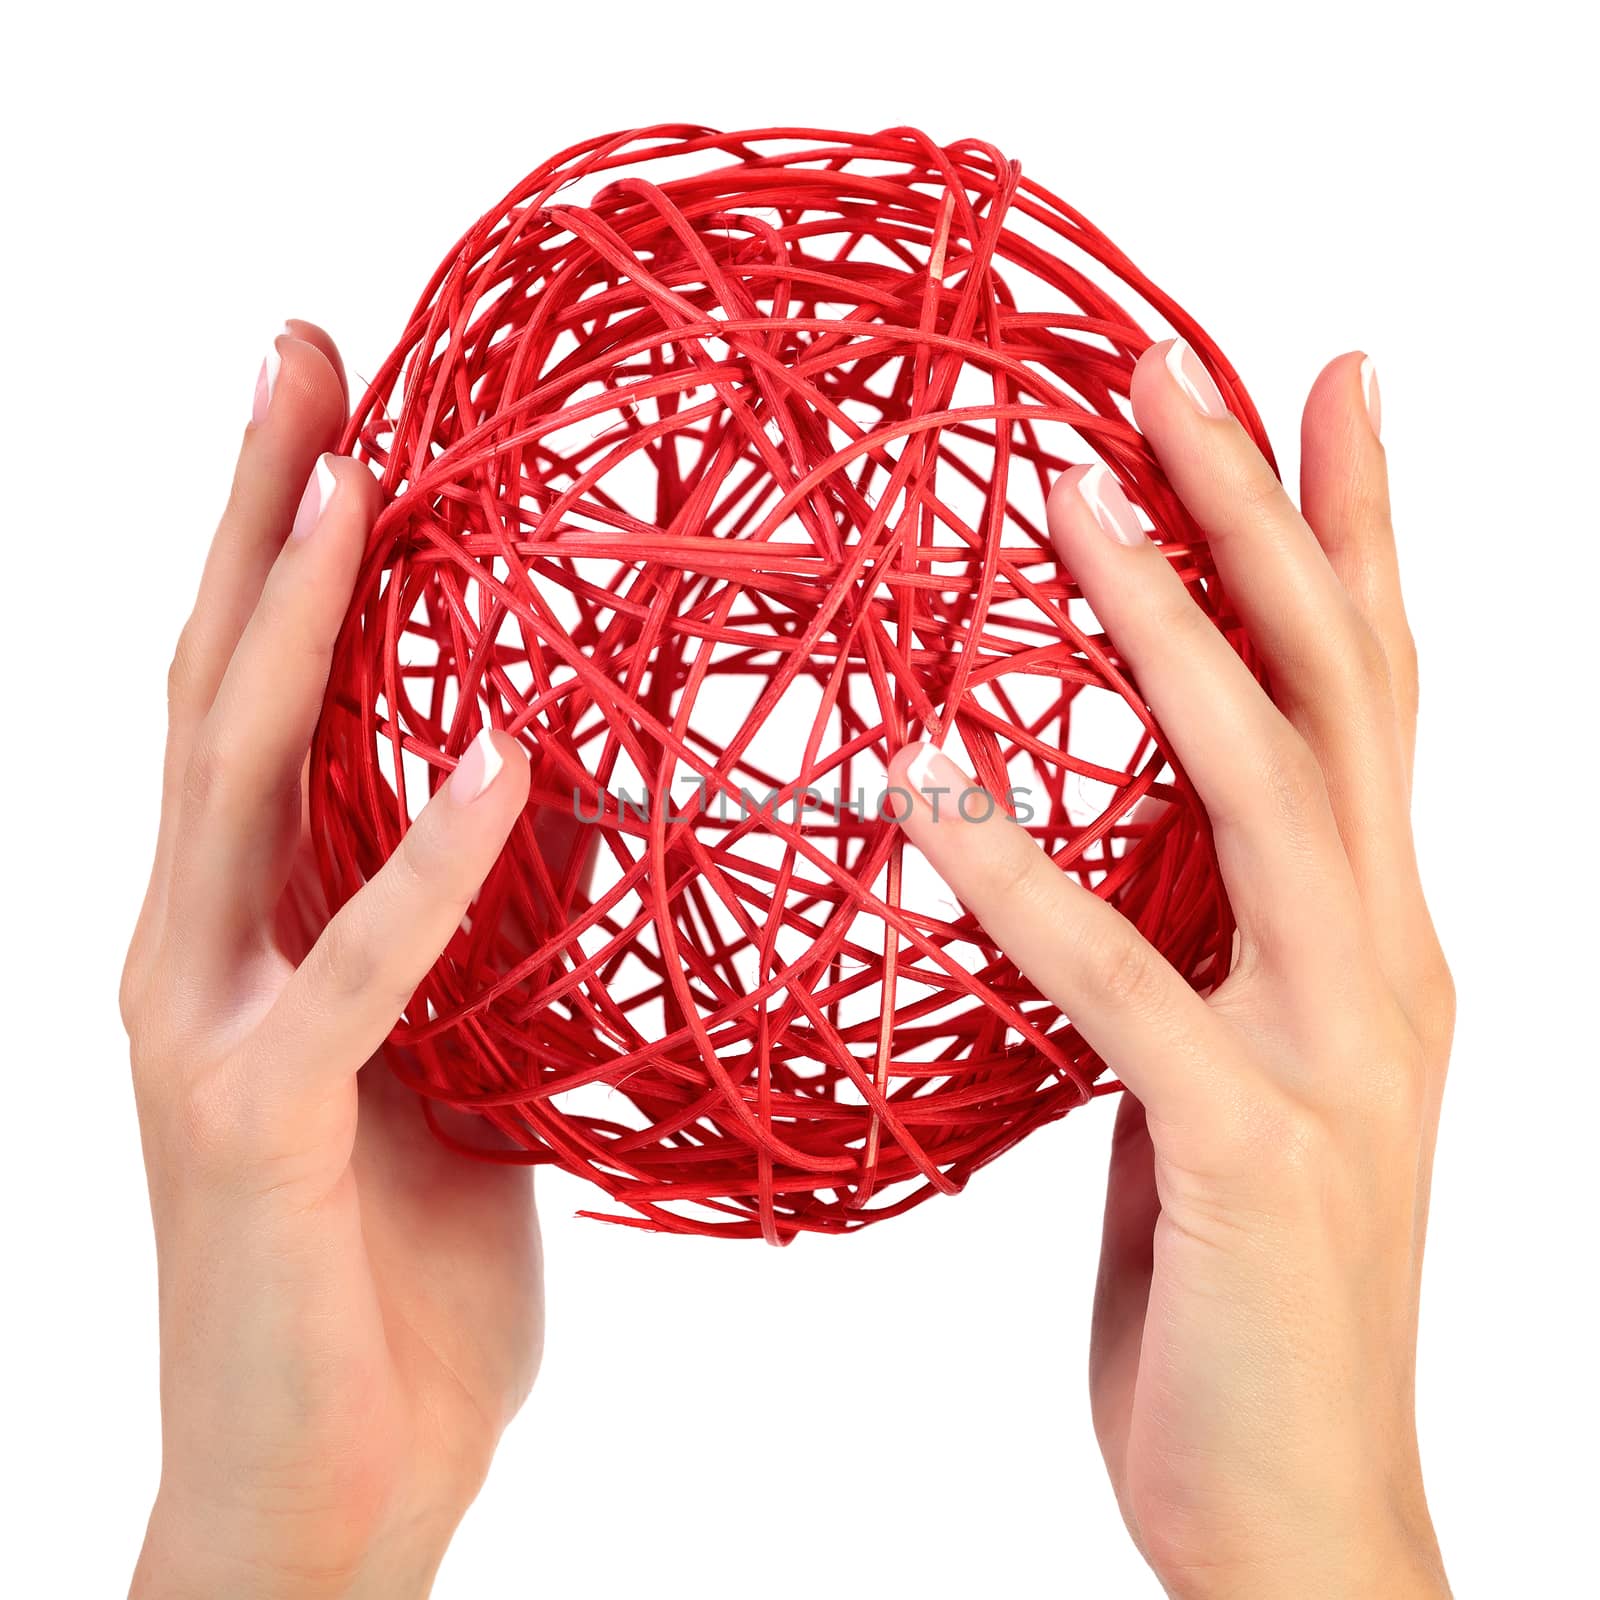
122,322,1453,1598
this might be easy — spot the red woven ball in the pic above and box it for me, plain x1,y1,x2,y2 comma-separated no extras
311,124,1271,1242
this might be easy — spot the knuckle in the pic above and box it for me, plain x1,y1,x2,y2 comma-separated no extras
970,833,1057,928
1154,593,1218,653
1390,626,1420,715
1372,1047,1429,1128
182,719,257,816
1328,1010,1429,1127
986,836,1043,904
314,901,418,1018
182,727,228,811
1293,977,1435,1129
392,828,441,899
1080,927,1160,1012
1390,618,1418,678
1350,624,1388,694
1258,729,1326,822
1412,955,1457,1049
166,625,201,711
126,1031,163,1089
173,1064,250,1173
1234,1092,1328,1185
120,940,188,1069
1234,458,1292,523
1180,1079,1323,1186
1284,604,1388,713
117,957,145,1037
396,815,483,913
314,909,378,1003
117,919,153,1034
1348,620,1392,698
253,585,325,669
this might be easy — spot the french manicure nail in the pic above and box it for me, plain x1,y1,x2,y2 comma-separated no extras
1165,338,1227,419
449,728,504,805
1360,355,1382,440
291,455,338,541
1076,464,1147,546
906,742,964,799
252,340,283,426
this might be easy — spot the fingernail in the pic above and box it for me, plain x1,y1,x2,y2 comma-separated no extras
291,455,338,541
1075,464,1146,546
905,742,966,799
1164,338,1227,419
449,729,504,805
1360,355,1382,440
252,339,283,426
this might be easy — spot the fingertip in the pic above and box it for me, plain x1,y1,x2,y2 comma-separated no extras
883,741,989,839
1360,354,1381,440
1045,463,1092,542
1128,337,1207,441
283,318,350,409
1050,462,1147,551
231,335,348,536
265,333,348,452
321,450,382,523
289,452,339,541
1298,351,1398,606
887,739,969,793
446,728,530,811
284,452,379,559
883,743,922,820
1131,336,1235,436
493,728,533,800
1300,351,1390,531
1128,337,1177,423
1302,350,1381,454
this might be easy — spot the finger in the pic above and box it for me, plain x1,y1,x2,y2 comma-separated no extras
1300,353,1418,772
1046,464,1365,971
1128,340,1427,995
155,333,345,857
1298,357,1429,1000
250,730,531,1108
134,330,349,989
1130,340,1405,783
887,743,1231,1133
166,330,347,758
170,455,377,946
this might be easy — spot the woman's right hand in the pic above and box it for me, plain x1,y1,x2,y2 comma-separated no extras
891,342,1454,1599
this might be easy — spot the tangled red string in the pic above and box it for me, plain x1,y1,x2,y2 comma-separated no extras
311,124,1272,1242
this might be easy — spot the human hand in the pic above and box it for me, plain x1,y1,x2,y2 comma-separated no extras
121,324,538,1599
889,344,1453,1598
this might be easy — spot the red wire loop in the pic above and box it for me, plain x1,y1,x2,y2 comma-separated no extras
310,125,1270,1242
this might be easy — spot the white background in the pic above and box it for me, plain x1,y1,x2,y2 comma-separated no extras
4,3,1594,1594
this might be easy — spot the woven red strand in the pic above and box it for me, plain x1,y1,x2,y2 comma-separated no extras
310,124,1272,1242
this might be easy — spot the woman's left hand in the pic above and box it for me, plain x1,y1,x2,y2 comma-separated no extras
121,323,540,1600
